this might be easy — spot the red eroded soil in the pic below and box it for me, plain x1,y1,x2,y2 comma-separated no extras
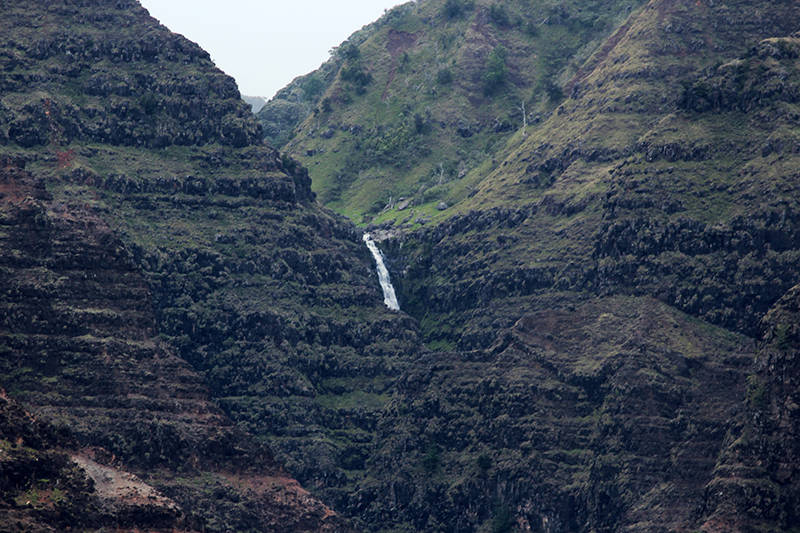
382,29,419,100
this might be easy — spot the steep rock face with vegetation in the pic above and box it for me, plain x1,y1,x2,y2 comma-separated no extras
262,0,800,532
368,0,800,344
698,283,800,532
356,296,753,533
379,1,800,525
0,1,399,531
0,386,158,533
4,1,800,533
0,0,261,150
0,154,353,533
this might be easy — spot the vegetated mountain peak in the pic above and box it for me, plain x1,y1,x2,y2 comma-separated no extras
0,1,378,531
391,0,800,339
458,0,800,211
1,0,263,151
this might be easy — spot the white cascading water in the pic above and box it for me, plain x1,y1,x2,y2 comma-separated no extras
363,233,400,311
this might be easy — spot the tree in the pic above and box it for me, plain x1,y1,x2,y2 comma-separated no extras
482,46,508,96
443,0,464,18
422,443,440,471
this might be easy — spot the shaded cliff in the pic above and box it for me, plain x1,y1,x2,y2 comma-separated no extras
349,296,753,533
0,0,412,531
0,154,353,532
697,283,800,532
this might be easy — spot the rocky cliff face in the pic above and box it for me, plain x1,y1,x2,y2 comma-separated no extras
698,283,800,532
0,1,412,531
352,296,752,533
260,0,800,531
0,154,353,532
0,384,201,533
0,0,260,150
3,1,800,533
390,0,800,347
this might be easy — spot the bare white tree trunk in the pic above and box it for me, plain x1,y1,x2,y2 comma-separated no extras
518,101,528,139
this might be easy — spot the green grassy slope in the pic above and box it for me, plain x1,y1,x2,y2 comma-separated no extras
261,0,648,223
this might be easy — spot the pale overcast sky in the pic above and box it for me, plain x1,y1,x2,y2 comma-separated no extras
139,1,404,99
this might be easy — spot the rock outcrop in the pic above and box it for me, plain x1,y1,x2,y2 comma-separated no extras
0,0,261,150
0,155,354,532
698,283,800,532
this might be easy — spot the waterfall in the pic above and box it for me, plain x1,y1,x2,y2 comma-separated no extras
363,233,400,311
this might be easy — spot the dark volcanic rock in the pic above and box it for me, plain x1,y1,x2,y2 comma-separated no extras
0,156,354,533
0,0,262,151
354,297,752,533
696,283,800,532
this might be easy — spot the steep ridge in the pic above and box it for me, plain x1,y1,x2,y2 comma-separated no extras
392,0,800,347
698,283,800,532
0,0,261,150
0,0,404,530
0,0,421,529
0,154,352,532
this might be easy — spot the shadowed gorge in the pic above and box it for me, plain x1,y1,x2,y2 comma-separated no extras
2,0,800,532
